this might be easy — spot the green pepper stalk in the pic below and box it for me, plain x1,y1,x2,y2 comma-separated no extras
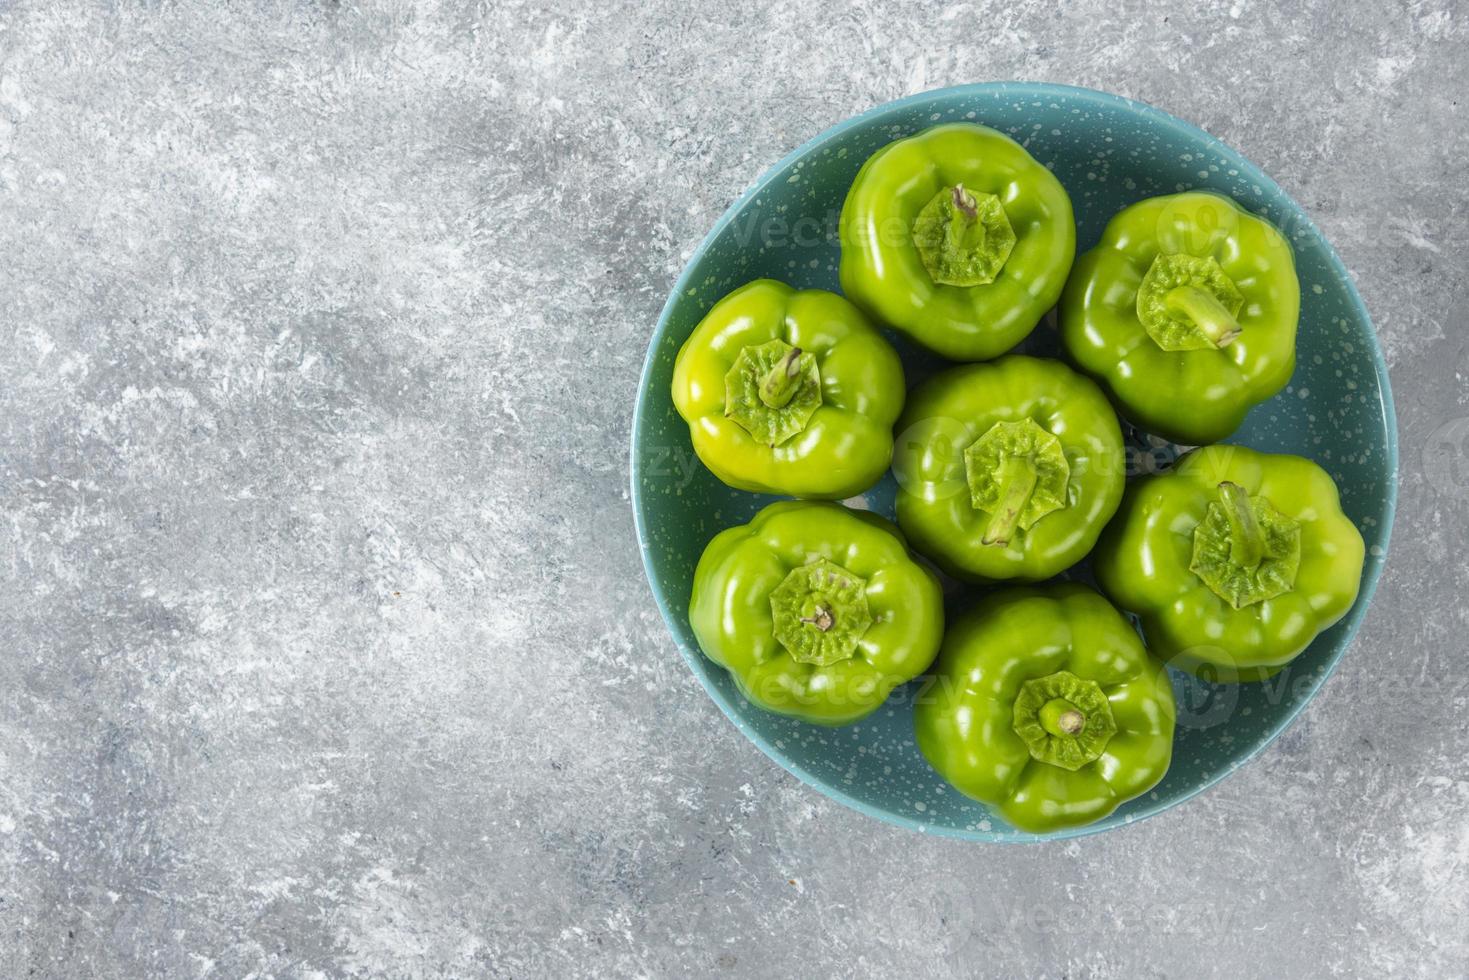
1164,285,1242,347
1039,698,1086,737
1218,481,1264,568
799,605,834,632
951,183,978,219
981,456,1039,547
759,346,805,409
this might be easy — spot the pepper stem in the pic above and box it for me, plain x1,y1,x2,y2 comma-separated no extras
951,183,978,219
982,456,1038,547
800,606,834,632
1040,698,1086,737
758,347,805,409
948,185,984,254
1218,481,1265,569
1165,285,1242,347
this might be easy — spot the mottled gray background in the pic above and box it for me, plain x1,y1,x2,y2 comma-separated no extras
0,0,1464,977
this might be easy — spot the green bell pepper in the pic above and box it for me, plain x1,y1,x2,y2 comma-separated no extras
689,501,943,726
839,123,1076,361
893,355,1124,581
1060,191,1299,445
915,585,1176,833
1094,445,1365,682
671,279,905,498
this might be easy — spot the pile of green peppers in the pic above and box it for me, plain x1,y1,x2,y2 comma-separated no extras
667,123,1365,833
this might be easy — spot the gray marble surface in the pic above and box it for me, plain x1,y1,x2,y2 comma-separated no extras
1,1,1464,976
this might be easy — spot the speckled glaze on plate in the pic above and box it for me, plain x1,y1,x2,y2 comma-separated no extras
630,82,1397,842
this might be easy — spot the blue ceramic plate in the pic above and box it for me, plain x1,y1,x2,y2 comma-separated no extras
630,83,1397,841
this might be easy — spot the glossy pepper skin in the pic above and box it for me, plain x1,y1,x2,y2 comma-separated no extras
839,123,1075,361
1060,192,1299,445
915,585,1176,833
689,501,943,726
671,279,904,498
894,355,1124,582
1094,445,1365,682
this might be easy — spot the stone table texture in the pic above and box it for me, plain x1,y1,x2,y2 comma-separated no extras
0,0,1464,976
